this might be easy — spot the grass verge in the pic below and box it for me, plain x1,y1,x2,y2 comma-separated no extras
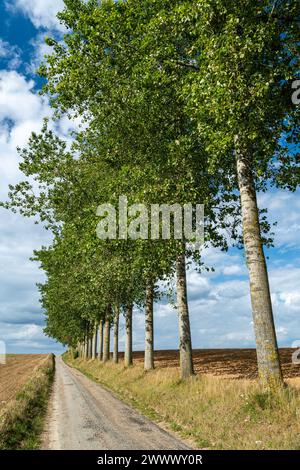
0,353,55,450
64,353,300,450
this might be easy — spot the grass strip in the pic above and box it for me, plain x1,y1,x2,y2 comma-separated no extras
0,353,55,450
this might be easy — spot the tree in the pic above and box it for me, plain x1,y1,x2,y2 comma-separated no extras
176,0,300,388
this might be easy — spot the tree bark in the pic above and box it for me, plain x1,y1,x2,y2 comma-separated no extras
113,306,120,364
84,323,89,360
84,338,88,360
144,281,154,370
176,247,194,379
124,304,133,367
103,316,110,363
235,136,283,389
92,324,97,360
98,319,104,361
89,333,93,359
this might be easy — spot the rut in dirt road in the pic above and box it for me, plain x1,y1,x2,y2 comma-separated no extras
42,356,190,450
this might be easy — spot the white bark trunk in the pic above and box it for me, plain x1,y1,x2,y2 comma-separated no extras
144,281,154,370
113,307,119,364
98,319,104,361
84,339,88,359
103,317,110,363
92,324,97,360
124,304,133,367
235,136,283,389
88,333,93,359
176,247,194,379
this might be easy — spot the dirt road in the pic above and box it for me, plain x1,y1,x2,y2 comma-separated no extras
42,357,189,450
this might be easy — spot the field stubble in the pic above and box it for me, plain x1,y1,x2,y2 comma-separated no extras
0,354,47,412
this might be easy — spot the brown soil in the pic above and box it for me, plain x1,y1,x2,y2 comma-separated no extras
0,354,47,412
117,348,300,380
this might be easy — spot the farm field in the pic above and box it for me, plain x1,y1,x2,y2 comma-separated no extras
118,348,300,380
0,354,47,414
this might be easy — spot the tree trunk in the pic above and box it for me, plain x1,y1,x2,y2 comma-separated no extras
90,328,93,359
235,136,283,390
113,306,120,364
176,247,194,379
88,333,93,359
144,281,154,370
84,338,88,360
84,323,89,360
103,317,110,363
124,304,133,367
92,324,97,360
98,319,104,361
85,338,89,359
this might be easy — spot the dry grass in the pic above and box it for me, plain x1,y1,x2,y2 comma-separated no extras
0,354,55,450
65,354,300,450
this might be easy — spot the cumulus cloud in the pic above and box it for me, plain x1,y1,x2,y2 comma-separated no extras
223,264,245,276
0,65,82,353
0,70,48,123
0,70,50,197
0,322,63,353
258,190,300,248
0,69,57,353
0,38,21,69
0,69,78,196
5,0,65,31
27,32,54,74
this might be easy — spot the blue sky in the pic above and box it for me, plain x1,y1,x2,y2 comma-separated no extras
0,1,300,355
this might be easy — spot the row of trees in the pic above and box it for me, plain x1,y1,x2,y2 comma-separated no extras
3,0,299,390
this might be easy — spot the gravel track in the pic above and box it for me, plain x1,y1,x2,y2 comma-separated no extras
42,356,189,450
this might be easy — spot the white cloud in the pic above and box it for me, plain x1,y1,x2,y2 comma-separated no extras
6,0,65,31
0,69,66,353
0,321,63,353
223,264,245,276
27,33,54,74
258,190,300,248
0,70,79,197
10,324,42,340
0,38,21,69
0,70,51,196
0,70,48,123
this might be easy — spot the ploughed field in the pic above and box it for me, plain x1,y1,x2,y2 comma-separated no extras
0,354,47,413
119,348,300,380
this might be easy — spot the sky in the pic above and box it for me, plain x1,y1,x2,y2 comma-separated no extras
0,1,300,355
